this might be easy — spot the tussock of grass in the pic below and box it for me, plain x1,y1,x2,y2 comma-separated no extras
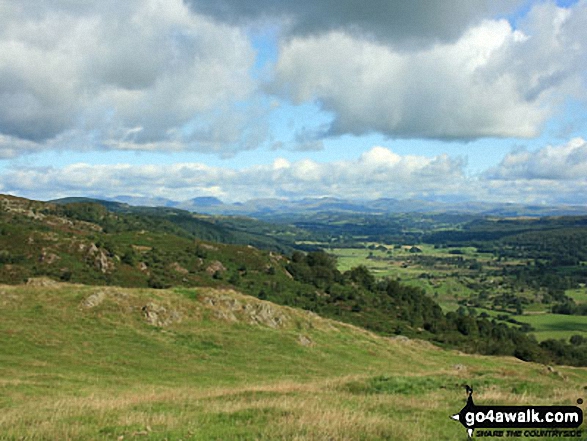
343,375,454,396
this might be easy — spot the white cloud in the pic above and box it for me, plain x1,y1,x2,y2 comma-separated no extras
485,137,587,180
0,0,262,154
0,147,467,202
272,1,587,140
1,0,586,162
0,134,45,159
3,140,587,205
463,137,587,204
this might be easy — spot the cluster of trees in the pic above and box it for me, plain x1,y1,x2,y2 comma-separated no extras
284,251,587,367
551,300,587,316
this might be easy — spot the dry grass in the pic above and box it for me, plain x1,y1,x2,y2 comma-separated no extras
2,374,583,440
1,284,586,440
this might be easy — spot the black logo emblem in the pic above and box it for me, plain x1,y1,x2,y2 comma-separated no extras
451,385,583,438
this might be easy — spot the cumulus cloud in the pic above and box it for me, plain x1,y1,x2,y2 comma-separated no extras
3,140,587,205
186,0,525,48
0,135,45,159
0,147,467,201
485,137,587,180
466,137,587,204
272,1,587,140
0,0,262,154
1,0,586,159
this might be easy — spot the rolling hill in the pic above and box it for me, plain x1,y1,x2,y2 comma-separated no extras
1,193,587,439
1,282,585,440
68,194,587,218
2,193,587,368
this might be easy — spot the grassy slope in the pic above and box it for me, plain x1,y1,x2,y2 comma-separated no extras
1,283,586,440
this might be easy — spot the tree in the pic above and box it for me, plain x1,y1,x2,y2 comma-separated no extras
347,265,375,290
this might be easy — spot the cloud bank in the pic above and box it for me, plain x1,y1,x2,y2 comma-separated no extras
0,146,465,201
2,140,586,205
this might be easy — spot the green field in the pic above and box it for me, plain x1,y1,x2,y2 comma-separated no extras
330,245,587,342
567,288,587,305
1,283,586,440
515,313,587,341
330,245,509,309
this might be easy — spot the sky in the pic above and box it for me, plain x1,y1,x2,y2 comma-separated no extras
1,0,587,205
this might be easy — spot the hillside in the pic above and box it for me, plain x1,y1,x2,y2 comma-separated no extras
1,282,585,440
49,196,312,253
3,194,587,367
0,194,300,287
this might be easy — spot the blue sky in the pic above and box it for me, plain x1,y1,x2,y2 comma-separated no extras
0,0,586,205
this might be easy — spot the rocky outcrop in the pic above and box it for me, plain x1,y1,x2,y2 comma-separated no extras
142,302,182,327
205,260,226,276
26,277,60,287
39,249,61,265
201,291,289,329
298,334,313,346
81,291,106,308
86,243,114,273
169,262,189,275
80,289,129,309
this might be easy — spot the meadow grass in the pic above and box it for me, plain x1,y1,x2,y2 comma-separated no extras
567,288,587,305
1,283,586,440
515,313,587,341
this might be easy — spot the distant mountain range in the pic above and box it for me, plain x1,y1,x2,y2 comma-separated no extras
49,195,587,218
